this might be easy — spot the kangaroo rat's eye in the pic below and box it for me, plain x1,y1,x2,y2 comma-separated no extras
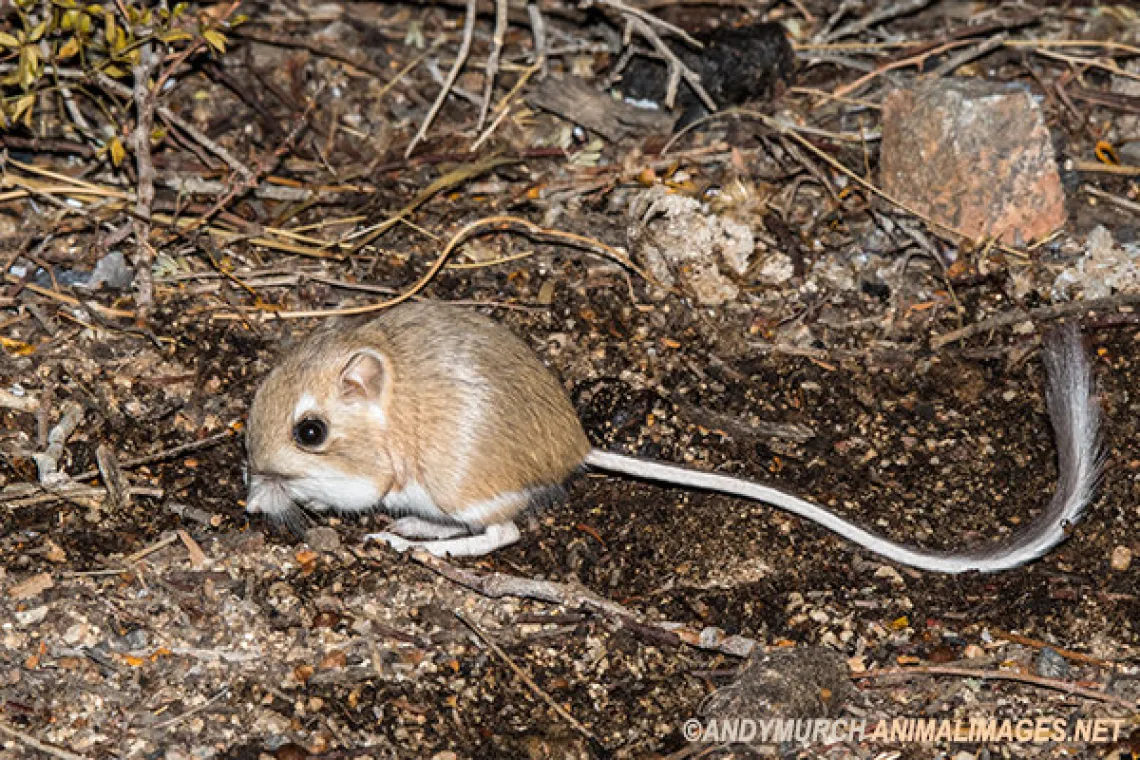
294,417,328,448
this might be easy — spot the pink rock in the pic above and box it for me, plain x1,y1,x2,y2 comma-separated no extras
880,80,1066,246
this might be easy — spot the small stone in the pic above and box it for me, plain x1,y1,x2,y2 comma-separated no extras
1111,546,1133,572
8,572,53,600
303,526,341,552
627,185,754,305
881,79,1065,245
63,622,99,647
84,250,135,291
874,565,905,586
15,605,48,627
1054,226,1140,299
1035,647,1069,679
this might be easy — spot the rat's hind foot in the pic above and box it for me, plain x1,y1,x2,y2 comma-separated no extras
382,517,468,540
366,522,520,557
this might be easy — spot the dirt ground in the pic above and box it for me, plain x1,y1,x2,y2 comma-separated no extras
2,0,1139,758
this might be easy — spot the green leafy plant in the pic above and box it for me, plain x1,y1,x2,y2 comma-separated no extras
0,0,244,161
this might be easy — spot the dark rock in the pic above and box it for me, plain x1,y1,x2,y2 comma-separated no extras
618,22,796,127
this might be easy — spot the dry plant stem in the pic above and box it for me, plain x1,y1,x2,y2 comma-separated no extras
0,388,39,413
94,72,254,179
754,110,1032,258
131,42,159,317
815,0,859,41
595,0,701,47
456,612,601,744
412,551,758,657
33,402,84,486
95,443,130,511
44,44,95,139
175,89,320,246
151,688,231,731
628,15,714,110
930,33,1007,76
931,293,1140,350
279,215,657,318
1074,161,1140,177
153,1,243,97
1,428,237,503
471,64,540,151
798,38,1140,55
478,0,510,131
1031,48,1140,85
855,667,1138,710
0,723,93,760
346,155,517,254
3,273,135,319
1083,184,1140,215
406,0,478,158
831,38,976,100
988,628,1115,668
527,0,547,71
823,0,934,42
2,485,163,510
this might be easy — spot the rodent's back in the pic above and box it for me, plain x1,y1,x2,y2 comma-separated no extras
363,303,590,510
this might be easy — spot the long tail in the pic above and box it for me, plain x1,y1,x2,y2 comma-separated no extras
584,326,1102,574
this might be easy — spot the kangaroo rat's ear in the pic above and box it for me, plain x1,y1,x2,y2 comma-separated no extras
338,349,391,401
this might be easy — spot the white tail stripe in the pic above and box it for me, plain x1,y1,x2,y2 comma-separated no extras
585,326,1101,574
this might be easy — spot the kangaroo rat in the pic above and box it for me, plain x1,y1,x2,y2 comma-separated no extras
245,302,1101,573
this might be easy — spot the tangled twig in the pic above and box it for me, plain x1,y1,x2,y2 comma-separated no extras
129,41,160,317
590,0,716,110
412,550,758,658
406,0,478,157
278,215,658,319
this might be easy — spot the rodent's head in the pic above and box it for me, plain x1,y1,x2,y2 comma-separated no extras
245,334,397,530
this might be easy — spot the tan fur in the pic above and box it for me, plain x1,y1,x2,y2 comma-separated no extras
247,303,590,521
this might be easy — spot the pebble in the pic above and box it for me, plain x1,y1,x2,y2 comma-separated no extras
881,79,1065,245
1035,646,1069,679
304,526,341,552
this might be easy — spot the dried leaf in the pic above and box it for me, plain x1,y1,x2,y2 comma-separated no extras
18,46,38,90
10,94,35,126
0,334,34,356
26,21,47,43
202,28,226,54
58,36,80,60
109,136,126,166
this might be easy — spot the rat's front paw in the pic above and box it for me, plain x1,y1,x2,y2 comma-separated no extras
365,531,415,553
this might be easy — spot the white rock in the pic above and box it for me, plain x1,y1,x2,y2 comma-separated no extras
627,186,754,305
1054,225,1140,299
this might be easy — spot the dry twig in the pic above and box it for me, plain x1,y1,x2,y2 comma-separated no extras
0,388,38,413
823,0,935,42
411,550,758,657
279,215,657,318
406,0,478,157
456,612,601,745
595,0,715,110
931,294,1140,349
32,401,84,487
855,666,1138,710
478,0,511,131
0,723,93,760
130,42,160,317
